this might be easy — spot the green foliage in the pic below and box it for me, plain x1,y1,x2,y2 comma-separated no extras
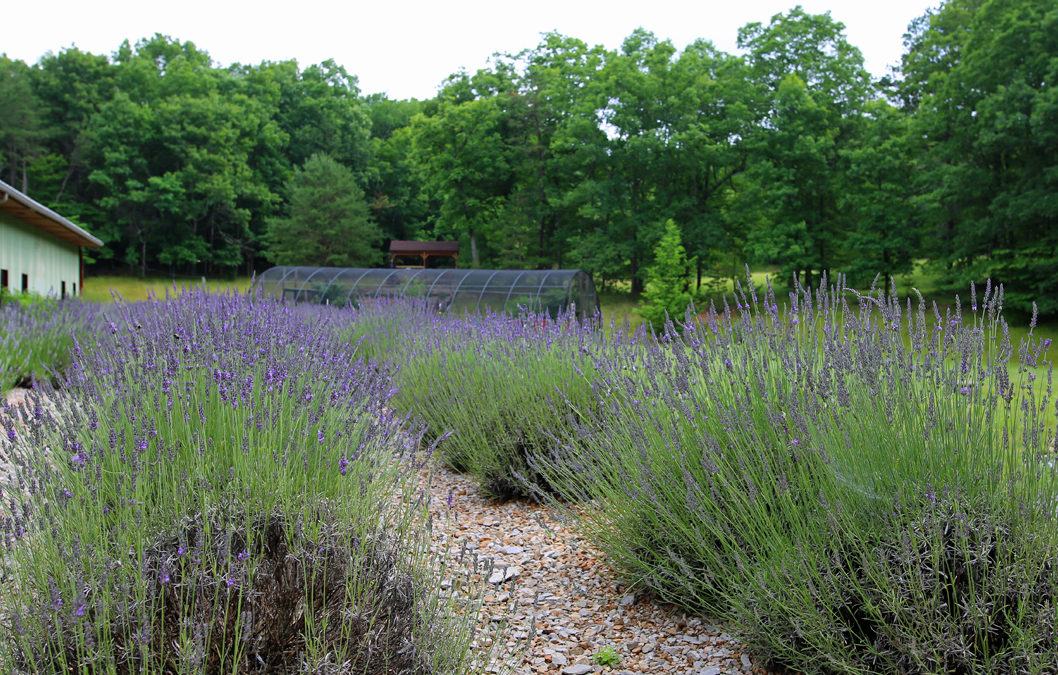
637,220,695,330
265,153,382,267
900,0,1058,316
0,55,45,185
736,7,875,288
7,2,1058,317
593,646,621,667
838,100,920,286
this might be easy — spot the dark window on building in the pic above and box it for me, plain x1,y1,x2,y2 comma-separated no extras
21,274,28,292
72,282,77,296
61,281,67,298
1,269,7,289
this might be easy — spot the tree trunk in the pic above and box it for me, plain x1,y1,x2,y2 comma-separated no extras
55,165,75,202
469,229,479,267
209,211,216,276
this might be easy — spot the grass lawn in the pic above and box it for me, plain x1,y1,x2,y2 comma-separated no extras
82,275,254,303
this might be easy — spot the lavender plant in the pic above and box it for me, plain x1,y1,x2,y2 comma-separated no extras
343,296,441,366
390,307,616,499
533,275,1058,673
0,291,506,673
0,298,103,391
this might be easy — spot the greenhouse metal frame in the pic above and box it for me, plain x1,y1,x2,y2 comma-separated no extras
255,266,599,319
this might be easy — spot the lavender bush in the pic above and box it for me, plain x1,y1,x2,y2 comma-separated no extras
533,276,1058,673
0,298,103,391
390,307,617,499
343,297,441,367
1,291,505,673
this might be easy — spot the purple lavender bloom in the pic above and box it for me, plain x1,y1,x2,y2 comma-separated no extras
338,457,349,475
237,548,249,561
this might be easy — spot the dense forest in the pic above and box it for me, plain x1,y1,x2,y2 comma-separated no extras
1,0,1055,314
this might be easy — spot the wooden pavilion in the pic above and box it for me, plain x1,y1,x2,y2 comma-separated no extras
388,240,459,269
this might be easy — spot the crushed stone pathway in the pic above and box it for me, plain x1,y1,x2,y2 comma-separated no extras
413,459,789,675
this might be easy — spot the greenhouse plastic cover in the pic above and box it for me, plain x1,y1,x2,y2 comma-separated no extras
255,266,599,318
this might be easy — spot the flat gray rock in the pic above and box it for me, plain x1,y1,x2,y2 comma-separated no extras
487,565,520,584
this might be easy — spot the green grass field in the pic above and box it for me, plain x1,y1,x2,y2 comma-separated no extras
82,275,254,303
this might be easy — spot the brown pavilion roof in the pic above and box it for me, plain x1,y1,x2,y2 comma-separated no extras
389,240,459,255
0,178,103,248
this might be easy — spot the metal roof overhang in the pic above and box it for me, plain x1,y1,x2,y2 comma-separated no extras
0,179,103,249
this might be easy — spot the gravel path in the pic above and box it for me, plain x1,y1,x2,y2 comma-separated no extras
413,460,786,675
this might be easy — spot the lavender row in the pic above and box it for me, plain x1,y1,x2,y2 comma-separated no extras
1,292,502,673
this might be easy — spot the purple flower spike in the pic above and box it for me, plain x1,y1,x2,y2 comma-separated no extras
338,457,349,475
237,548,249,561
446,489,455,508
159,572,170,585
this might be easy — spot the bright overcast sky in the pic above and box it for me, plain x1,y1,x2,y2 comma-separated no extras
6,0,938,101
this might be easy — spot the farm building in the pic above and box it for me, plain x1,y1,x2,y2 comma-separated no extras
0,178,102,298
256,266,600,320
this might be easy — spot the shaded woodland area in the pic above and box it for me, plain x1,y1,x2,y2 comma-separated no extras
1,0,1055,315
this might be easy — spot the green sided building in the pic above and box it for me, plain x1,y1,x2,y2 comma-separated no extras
0,179,102,299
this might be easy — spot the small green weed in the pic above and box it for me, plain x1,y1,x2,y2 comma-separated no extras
593,646,621,667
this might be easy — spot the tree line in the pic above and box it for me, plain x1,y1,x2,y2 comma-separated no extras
1,0,1055,315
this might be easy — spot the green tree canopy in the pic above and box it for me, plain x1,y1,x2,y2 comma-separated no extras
901,0,1058,315
265,154,382,267
0,56,45,188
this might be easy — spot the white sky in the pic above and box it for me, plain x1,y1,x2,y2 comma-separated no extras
6,0,938,100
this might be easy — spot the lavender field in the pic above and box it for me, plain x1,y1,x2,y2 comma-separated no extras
2,277,1057,674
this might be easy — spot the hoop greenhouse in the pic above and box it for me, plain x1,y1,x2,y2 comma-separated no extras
255,267,599,319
